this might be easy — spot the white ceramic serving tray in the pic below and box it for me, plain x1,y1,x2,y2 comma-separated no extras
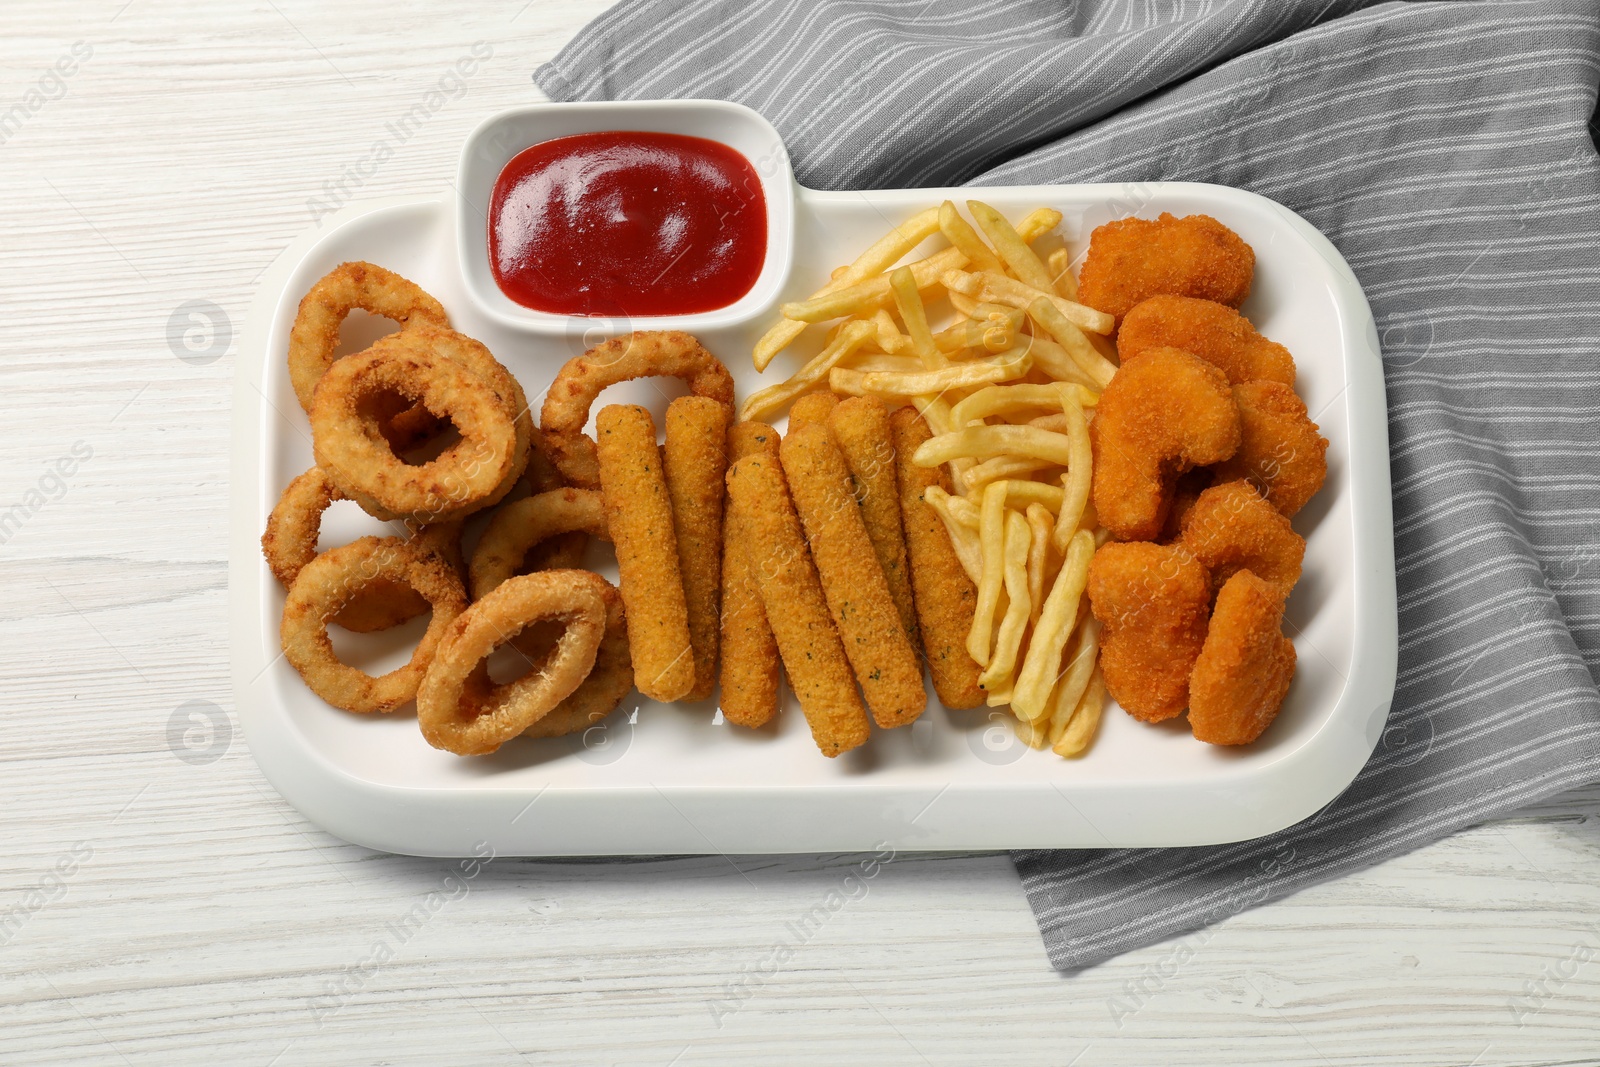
231,107,1395,857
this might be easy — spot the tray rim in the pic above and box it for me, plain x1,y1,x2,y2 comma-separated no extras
229,182,1397,857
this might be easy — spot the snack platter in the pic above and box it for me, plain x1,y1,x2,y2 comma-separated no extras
230,103,1395,856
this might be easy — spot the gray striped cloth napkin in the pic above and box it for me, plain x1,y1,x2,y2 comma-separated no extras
535,0,1600,970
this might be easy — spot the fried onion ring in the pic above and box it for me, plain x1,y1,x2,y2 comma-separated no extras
280,535,467,713
417,570,610,755
262,466,463,632
288,261,449,413
469,488,611,601
540,331,734,489
363,326,534,509
521,579,635,739
311,345,517,523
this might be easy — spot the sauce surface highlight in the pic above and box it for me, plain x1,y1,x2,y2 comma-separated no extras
489,130,767,317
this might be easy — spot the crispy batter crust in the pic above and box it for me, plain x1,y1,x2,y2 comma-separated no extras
889,407,985,711
311,345,517,523
829,396,919,648
521,579,635,740
416,570,609,755
1086,541,1211,722
719,423,783,728
365,326,534,511
1189,570,1296,745
595,404,695,702
1180,480,1305,600
1090,347,1241,541
782,423,926,728
1209,381,1329,517
287,261,448,413
787,391,841,430
1078,213,1255,327
1118,295,1295,386
281,535,467,714
726,453,870,756
663,396,730,701
262,466,462,632
469,488,610,600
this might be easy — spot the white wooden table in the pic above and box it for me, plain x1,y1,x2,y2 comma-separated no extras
2,3,1597,1063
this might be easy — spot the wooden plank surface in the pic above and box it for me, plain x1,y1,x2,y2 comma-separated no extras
0,3,1597,1064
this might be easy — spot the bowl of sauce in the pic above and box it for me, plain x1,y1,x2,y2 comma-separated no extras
457,102,794,335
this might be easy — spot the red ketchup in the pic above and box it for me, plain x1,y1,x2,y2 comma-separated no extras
488,130,767,317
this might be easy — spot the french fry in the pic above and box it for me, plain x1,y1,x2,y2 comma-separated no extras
844,355,930,375
967,480,1009,666
967,200,1058,293
1086,327,1119,363
1011,529,1094,720
993,479,1064,512
909,393,973,493
1051,385,1092,552
1021,335,1104,388
891,265,945,369
947,290,979,319
940,200,1003,273
1015,207,1063,242
963,455,1061,491
927,485,979,528
910,394,955,434
942,269,1115,337
753,207,941,370
1046,246,1079,301
952,383,1072,425
1025,297,1118,388
739,320,875,422
1025,503,1054,627
1053,664,1106,757
913,424,1075,467
872,307,907,353
1015,713,1052,750
782,247,967,323
986,682,1014,708
1046,617,1101,746
829,346,1031,398
936,310,1025,353
978,509,1033,692
923,485,983,584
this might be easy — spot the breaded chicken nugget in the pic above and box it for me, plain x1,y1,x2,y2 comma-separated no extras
1189,570,1296,745
663,396,730,701
1118,296,1295,385
1209,381,1329,517
828,396,918,646
781,423,926,728
1180,480,1304,599
1078,213,1254,327
719,422,783,728
726,453,870,756
890,407,985,710
1086,541,1212,722
788,390,840,430
1160,469,1212,543
595,404,694,703
1091,347,1241,541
